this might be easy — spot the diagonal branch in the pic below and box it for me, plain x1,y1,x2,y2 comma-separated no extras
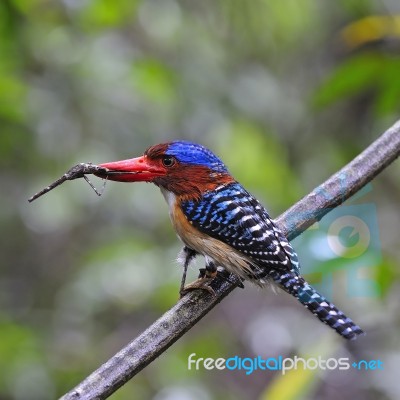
60,120,400,400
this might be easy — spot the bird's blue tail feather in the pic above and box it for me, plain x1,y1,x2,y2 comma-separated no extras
269,269,364,340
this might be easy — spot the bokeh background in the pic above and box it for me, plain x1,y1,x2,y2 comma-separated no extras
2,0,400,399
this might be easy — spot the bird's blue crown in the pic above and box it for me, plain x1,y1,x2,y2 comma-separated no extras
166,141,228,173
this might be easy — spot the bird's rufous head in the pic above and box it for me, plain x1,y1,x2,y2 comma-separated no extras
96,141,234,199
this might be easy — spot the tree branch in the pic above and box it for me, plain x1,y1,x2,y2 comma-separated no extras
60,120,400,400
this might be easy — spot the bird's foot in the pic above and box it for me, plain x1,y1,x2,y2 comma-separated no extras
179,269,217,298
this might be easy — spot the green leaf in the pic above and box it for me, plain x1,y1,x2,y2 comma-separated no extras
374,257,399,298
131,59,176,103
80,0,138,28
313,53,381,108
374,58,400,116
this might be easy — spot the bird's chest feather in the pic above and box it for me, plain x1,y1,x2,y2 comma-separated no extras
160,187,212,248
159,188,255,279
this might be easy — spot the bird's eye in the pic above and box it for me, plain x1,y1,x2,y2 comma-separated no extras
162,156,176,168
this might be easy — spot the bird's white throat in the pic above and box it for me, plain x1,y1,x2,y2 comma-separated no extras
160,188,176,215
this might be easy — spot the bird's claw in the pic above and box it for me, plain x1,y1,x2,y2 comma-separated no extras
179,276,216,298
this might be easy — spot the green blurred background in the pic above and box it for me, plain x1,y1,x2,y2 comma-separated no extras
2,0,400,399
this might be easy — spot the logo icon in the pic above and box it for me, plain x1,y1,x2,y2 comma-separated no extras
292,184,381,299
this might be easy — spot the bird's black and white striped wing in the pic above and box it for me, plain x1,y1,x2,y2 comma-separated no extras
181,182,300,279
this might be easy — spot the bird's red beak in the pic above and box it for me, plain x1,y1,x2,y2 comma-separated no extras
95,155,165,182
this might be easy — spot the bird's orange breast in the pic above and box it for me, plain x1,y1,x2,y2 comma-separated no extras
170,199,256,280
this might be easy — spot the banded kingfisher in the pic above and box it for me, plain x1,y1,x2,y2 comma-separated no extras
95,141,364,340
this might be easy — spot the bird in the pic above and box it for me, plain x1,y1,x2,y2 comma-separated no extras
94,140,364,340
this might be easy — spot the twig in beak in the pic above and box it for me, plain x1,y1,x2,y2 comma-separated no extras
83,175,108,197
28,163,109,203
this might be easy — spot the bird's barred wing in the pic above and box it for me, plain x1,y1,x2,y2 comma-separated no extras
181,182,300,278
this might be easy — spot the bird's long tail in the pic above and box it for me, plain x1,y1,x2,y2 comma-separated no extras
269,269,364,340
